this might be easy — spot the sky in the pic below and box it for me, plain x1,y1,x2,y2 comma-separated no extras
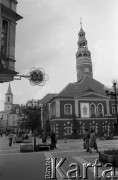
0,0,118,110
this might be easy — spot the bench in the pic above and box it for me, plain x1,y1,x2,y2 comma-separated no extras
36,144,50,151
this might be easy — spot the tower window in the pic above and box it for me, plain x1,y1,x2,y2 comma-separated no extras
8,97,10,102
79,53,82,57
83,43,85,47
83,53,87,56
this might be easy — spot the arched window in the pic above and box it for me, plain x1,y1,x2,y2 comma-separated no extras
90,104,96,115
97,104,104,116
64,104,72,115
8,96,10,102
83,53,87,56
79,53,82,57
112,104,116,114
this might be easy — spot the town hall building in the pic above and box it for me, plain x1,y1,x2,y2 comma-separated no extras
41,24,117,139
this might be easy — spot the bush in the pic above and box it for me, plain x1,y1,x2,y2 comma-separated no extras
66,133,82,139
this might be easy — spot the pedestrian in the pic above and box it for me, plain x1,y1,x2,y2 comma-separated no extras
0,132,2,137
89,129,99,153
83,129,90,152
64,132,67,143
42,131,47,143
51,130,57,148
8,131,14,147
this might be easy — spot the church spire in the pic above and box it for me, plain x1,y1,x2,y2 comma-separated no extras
4,83,13,111
76,21,93,82
80,17,82,29
7,83,13,95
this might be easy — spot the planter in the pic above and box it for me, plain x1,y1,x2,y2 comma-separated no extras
35,143,53,151
99,152,118,166
20,143,34,152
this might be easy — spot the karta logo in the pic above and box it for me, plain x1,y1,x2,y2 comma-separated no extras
45,158,117,179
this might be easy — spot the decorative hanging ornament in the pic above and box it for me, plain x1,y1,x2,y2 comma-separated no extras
27,67,49,86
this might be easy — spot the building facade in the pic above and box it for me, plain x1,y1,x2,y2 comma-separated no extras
42,24,117,139
0,0,22,82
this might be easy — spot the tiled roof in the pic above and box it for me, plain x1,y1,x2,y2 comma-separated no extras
40,93,57,104
57,75,106,98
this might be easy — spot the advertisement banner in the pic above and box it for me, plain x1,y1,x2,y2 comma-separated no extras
81,103,90,117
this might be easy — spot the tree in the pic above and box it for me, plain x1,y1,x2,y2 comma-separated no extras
10,103,42,133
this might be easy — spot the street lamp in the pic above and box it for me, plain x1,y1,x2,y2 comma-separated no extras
104,81,118,134
27,99,43,150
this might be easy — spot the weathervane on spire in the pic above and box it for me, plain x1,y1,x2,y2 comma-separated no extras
80,17,82,28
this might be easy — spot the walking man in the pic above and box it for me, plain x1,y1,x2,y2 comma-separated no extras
8,131,14,147
83,129,90,152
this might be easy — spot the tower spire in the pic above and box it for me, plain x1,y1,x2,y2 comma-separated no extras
7,83,12,95
4,83,13,111
80,17,82,28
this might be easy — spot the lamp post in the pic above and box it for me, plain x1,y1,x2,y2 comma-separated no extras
104,81,118,134
27,99,43,151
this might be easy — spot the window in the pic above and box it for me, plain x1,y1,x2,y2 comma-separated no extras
79,122,85,134
83,53,87,56
98,104,102,114
112,104,116,114
97,104,104,116
8,97,10,102
1,19,8,56
90,122,98,133
90,104,96,115
66,122,72,135
51,103,56,116
64,104,72,115
79,53,82,57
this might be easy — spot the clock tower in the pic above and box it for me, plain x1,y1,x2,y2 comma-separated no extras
76,21,93,81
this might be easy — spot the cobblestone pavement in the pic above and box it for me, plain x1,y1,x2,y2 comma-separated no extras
0,136,118,180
